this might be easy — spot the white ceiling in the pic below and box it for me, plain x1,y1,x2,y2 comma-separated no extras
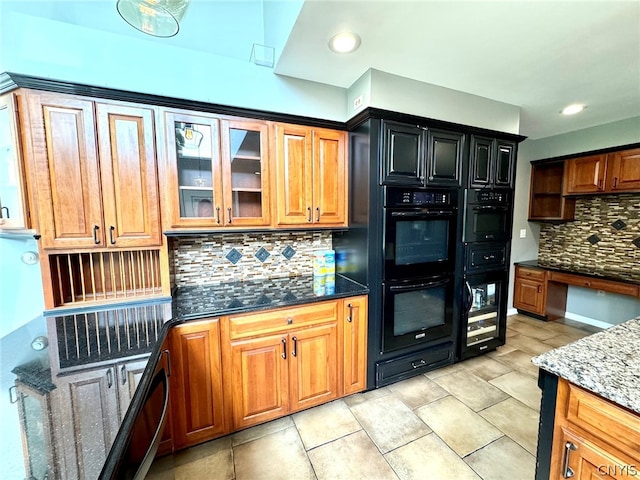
4,0,640,140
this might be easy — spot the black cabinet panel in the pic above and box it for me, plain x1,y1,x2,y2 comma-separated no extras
469,135,516,189
427,129,464,186
382,120,425,186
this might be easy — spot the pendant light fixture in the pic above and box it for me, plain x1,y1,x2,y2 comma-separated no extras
117,0,190,37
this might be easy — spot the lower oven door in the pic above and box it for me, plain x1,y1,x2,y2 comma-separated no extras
382,276,454,353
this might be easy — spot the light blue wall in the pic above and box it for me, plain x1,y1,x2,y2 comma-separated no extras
0,237,45,337
510,116,640,325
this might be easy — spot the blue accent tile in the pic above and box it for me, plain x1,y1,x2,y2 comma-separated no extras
227,299,244,309
282,292,297,302
282,246,296,260
226,248,242,264
633,237,640,249
255,294,271,306
587,234,600,245
612,219,626,230
255,247,271,263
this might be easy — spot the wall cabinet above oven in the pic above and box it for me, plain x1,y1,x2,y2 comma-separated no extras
469,135,516,189
381,120,464,187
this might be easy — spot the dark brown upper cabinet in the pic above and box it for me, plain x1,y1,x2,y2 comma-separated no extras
469,135,516,189
382,120,463,187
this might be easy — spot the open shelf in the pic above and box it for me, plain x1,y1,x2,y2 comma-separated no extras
529,160,576,221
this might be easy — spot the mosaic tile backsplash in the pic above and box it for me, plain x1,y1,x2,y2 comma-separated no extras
170,231,333,286
538,194,640,275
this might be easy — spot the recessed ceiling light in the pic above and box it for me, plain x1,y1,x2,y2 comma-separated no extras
561,104,585,115
328,32,361,54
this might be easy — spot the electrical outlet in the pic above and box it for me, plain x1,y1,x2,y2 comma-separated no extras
519,229,527,238
353,95,363,110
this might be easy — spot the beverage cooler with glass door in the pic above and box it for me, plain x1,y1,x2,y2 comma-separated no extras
460,270,508,360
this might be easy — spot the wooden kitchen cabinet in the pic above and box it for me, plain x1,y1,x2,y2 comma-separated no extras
227,300,339,430
513,265,567,320
274,123,347,227
22,91,161,249
549,378,640,480
160,110,270,229
342,295,368,395
0,92,30,230
528,160,576,221
168,318,227,450
381,120,463,187
565,148,640,194
469,135,516,189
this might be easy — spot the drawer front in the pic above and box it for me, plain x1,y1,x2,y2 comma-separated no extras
228,300,339,340
516,265,546,281
465,242,509,273
549,271,639,297
566,382,640,462
375,343,453,387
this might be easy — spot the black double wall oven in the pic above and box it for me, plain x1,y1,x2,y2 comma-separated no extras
377,187,458,383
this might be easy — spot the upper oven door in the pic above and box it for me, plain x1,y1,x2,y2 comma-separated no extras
384,207,456,279
463,204,511,242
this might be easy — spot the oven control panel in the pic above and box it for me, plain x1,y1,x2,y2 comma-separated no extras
466,189,512,205
386,188,452,207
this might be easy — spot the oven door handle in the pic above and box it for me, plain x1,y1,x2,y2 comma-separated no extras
391,209,455,217
389,278,450,292
464,281,474,313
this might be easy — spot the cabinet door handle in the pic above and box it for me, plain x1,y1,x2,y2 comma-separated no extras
109,226,116,245
163,349,171,378
537,285,542,294
307,207,312,222
120,365,127,385
227,207,232,224
411,359,426,369
597,179,603,190
281,338,287,359
216,207,221,225
562,441,577,478
106,368,114,388
1,206,9,219
347,303,353,322
315,207,320,222
613,177,618,188
93,225,100,244
292,336,297,357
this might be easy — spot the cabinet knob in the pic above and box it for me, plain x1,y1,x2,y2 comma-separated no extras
286,317,293,325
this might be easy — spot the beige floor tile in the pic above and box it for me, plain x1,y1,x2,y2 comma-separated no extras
342,385,392,407
388,374,449,409
384,433,481,480
433,370,509,411
492,349,539,377
424,361,468,379
490,370,542,412
461,355,513,381
486,343,518,358
464,436,536,480
146,455,177,480
308,430,399,480
230,415,294,446
169,437,234,480
505,334,555,356
349,393,431,453
479,398,540,455
292,399,361,449
234,426,316,480
507,321,557,341
543,334,581,348
415,396,503,457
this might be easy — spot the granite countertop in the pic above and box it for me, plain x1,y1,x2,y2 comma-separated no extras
532,317,640,414
172,274,369,321
515,259,640,285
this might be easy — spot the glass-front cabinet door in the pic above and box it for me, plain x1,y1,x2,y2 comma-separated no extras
220,119,270,226
164,111,221,228
0,94,29,230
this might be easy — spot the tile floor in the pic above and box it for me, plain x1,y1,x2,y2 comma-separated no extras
147,314,602,480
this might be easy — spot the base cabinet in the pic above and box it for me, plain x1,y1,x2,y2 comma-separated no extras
513,265,567,320
168,318,226,450
549,379,640,480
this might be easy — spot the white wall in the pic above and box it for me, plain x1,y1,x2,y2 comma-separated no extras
509,116,640,325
